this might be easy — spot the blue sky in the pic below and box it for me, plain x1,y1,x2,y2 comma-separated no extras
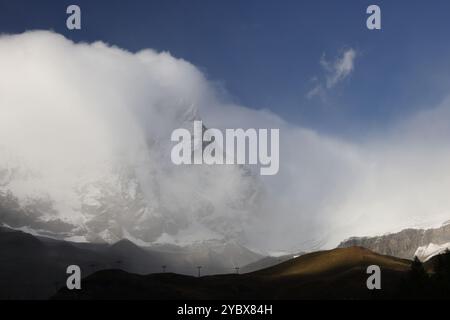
1,0,450,138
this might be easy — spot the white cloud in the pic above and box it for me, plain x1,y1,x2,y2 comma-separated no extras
1,31,450,253
307,48,357,99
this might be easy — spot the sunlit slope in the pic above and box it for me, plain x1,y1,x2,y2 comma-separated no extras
253,246,410,277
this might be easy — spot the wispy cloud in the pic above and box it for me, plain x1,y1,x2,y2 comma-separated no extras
307,48,357,99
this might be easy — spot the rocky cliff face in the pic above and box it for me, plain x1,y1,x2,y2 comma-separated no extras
338,222,450,259
0,106,264,246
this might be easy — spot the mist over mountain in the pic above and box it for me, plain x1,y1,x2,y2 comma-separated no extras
0,31,265,248
3,31,450,253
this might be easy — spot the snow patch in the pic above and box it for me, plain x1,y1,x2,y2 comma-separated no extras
64,235,88,243
415,242,450,262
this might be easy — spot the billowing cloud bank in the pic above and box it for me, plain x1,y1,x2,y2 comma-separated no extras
1,31,450,253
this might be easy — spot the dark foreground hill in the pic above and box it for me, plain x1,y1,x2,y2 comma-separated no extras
53,247,412,300
0,226,261,299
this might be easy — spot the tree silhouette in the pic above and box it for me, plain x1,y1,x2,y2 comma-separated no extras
435,249,450,277
431,249,450,297
402,256,430,298
411,256,427,281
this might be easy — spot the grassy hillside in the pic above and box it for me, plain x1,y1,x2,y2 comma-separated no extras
53,247,413,300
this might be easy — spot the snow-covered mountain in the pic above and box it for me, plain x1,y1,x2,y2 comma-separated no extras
0,104,264,247
338,220,450,260
0,30,269,249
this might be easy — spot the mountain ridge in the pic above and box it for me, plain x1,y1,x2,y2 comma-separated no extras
338,221,450,261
